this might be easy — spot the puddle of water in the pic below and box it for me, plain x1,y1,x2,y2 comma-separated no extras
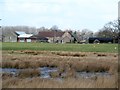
0,68,2,74
1,68,111,80
77,71,111,79
1,67,58,79
39,67,58,78
2,68,18,75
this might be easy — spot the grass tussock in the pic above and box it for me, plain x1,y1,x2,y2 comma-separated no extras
50,71,60,78
2,62,17,68
52,52,87,57
22,50,53,56
2,73,13,80
62,69,76,78
68,61,111,73
18,69,40,78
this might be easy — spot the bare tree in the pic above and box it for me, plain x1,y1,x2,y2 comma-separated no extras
50,25,59,31
97,20,119,38
80,29,93,40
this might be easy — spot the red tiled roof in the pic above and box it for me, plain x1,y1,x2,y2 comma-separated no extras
38,31,64,37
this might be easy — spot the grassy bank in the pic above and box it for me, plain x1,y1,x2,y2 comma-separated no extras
2,42,118,53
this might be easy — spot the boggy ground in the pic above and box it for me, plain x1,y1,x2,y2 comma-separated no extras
1,50,118,88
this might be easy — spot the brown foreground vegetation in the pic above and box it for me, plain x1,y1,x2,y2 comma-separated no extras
2,50,118,88
2,75,118,88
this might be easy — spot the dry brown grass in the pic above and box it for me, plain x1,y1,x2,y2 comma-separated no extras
50,71,60,78
2,74,118,88
2,73,13,80
51,51,87,57
2,50,118,88
2,50,118,73
18,69,40,78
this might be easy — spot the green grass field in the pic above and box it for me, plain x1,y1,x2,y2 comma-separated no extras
1,42,118,53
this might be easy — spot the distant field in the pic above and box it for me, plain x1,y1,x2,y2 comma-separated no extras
1,42,118,53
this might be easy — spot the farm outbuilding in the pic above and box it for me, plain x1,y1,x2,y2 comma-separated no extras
88,37,114,43
15,31,33,42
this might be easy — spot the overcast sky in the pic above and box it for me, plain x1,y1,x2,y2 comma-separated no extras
0,0,119,32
